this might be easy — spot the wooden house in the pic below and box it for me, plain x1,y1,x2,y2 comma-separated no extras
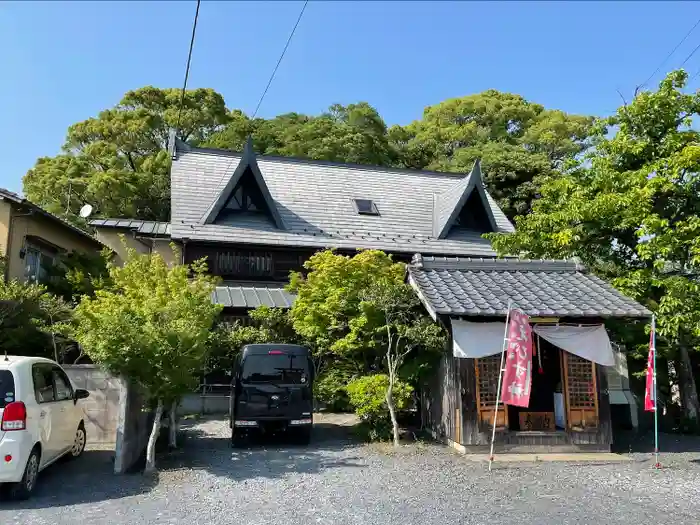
91,137,649,451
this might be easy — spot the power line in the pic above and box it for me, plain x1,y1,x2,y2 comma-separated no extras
252,0,309,118
638,17,700,91
176,0,202,133
197,1,310,223
679,41,700,68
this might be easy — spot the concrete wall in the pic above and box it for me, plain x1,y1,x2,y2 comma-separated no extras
180,392,230,415
114,380,153,474
5,211,102,282
94,229,181,266
64,365,122,445
64,365,153,474
0,200,12,260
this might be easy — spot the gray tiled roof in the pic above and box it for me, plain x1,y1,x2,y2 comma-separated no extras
170,143,514,256
212,281,295,308
0,188,103,248
408,255,651,318
90,219,171,237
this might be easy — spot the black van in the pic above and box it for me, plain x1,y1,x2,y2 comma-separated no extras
230,344,314,446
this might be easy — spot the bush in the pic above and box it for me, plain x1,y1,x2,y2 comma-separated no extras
315,366,357,412
346,374,413,441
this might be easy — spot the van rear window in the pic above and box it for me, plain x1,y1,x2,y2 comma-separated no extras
0,370,16,408
241,354,310,384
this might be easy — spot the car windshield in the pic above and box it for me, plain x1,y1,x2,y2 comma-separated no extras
241,354,309,385
0,370,16,408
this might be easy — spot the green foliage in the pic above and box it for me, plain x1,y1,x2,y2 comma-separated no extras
314,363,359,412
488,69,700,421
0,280,73,359
346,374,413,441
23,87,229,223
391,90,593,218
43,249,111,303
73,246,222,403
205,103,396,167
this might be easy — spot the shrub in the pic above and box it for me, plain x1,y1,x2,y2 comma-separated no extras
346,374,413,441
315,366,356,412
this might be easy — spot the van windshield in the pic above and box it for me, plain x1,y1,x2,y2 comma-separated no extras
0,370,16,408
241,354,309,385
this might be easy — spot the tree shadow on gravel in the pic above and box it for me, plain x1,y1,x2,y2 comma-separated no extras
0,450,159,510
157,418,367,482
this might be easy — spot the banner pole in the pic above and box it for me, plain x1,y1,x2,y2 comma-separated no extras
652,314,660,469
489,299,512,472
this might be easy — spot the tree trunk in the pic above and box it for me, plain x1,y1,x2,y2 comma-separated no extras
168,400,178,449
677,344,700,423
145,400,163,473
386,379,400,447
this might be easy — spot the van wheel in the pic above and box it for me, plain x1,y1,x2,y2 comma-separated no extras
231,433,245,449
9,448,40,500
297,428,312,445
70,423,86,458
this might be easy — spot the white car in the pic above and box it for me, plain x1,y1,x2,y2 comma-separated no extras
0,355,89,499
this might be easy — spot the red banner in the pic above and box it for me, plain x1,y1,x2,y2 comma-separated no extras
500,308,533,407
645,327,656,412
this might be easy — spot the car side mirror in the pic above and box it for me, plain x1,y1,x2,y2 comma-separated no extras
74,388,90,402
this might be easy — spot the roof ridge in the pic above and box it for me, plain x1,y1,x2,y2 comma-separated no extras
415,256,585,272
181,144,468,180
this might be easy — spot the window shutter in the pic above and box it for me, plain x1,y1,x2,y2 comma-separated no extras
562,352,599,430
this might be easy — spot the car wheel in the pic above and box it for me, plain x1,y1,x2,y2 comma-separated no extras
70,423,86,458
9,448,40,500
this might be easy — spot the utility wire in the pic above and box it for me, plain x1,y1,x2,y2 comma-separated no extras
679,41,700,68
197,0,310,224
637,16,700,91
176,0,202,133
252,0,309,118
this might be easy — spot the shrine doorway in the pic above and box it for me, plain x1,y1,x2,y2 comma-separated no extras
507,337,564,431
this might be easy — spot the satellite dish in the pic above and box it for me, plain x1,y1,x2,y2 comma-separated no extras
79,204,93,218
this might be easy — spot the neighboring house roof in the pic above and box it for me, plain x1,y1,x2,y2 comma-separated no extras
408,255,651,319
90,218,171,237
0,188,102,248
212,281,295,309
170,141,514,257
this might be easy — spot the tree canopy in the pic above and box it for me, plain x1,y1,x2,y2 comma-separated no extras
23,87,592,225
23,87,229,224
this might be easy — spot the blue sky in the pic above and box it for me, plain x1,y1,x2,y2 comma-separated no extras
2,1,700,194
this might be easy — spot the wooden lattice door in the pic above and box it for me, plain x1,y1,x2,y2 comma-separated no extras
475,355,508,430
562,352,599,430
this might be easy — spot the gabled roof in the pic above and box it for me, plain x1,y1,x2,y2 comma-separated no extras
0,188,103,248
90,219,171,237
408,255,651,319
433,160,499,238
200,139,285,229
170,142,514,257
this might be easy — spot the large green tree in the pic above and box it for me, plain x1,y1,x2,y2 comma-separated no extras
391,90,593,219
205,102,396,166
24,87,229,224
489,70,700,425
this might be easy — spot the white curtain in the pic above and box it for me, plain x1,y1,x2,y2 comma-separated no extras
451,319,615,366
451,320,505,358
532,325,615,366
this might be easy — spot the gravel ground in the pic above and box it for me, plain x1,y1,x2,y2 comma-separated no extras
1,415,699,525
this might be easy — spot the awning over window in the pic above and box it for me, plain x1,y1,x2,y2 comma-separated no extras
533,325,614,366
451,320,615,366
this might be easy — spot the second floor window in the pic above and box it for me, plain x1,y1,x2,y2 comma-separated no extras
216,251,273,277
